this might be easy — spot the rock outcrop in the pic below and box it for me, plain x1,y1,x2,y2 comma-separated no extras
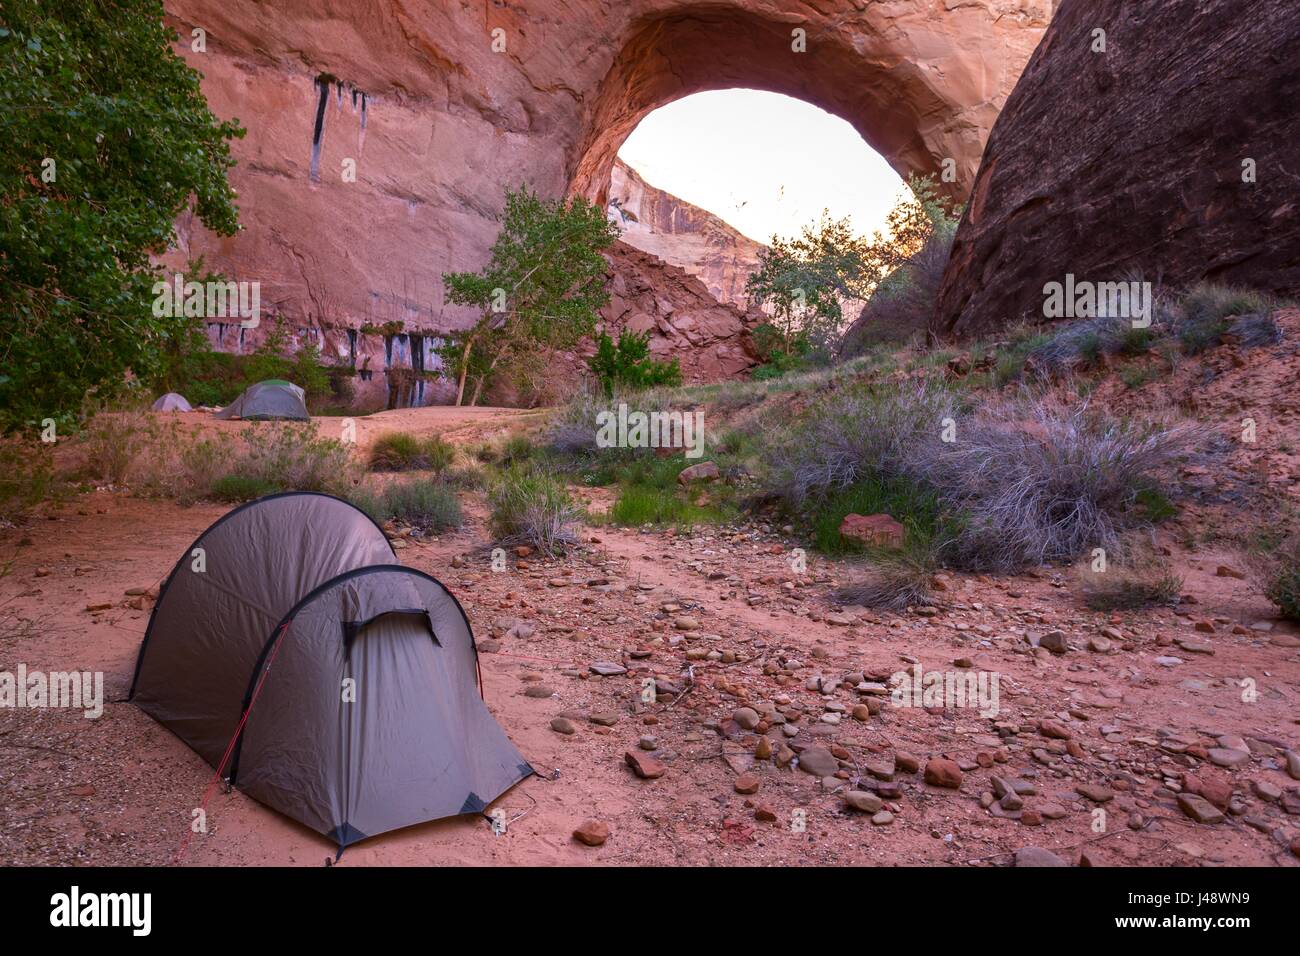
608,160,765,309
573,241,764,388
935,0,1300,337
162,0,1048,399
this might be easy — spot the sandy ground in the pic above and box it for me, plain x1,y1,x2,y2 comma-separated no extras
2,405,1300,867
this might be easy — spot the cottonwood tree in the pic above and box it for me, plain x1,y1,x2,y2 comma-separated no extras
746,175,958,360
440,187,621,406
0,0,244,432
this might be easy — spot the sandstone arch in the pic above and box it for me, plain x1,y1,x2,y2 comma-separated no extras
569,5,1044,207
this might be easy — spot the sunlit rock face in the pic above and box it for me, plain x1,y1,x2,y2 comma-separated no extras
936,0,1300,337
162,0,1047,399
608,160,766,310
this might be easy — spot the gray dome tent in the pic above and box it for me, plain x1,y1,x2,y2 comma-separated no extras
214,379,309,420
129,492,533,853
152,392,193,412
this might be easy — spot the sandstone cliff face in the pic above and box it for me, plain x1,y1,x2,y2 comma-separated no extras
608,160,765,309
162,0,1048,399
935,0,1300,337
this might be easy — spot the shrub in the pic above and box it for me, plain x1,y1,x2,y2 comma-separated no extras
369,432,456,472
0,438,59,522
588,329,682,396
488,466,579,555
1177,283,1278,353
77,411,155,485
763,381,1200,573
232,423,355,495
917,398,1201,572
373,478,463,533
210,474,282,502
1078,566,1182,611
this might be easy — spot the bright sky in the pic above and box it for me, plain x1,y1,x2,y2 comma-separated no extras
617,88,908,245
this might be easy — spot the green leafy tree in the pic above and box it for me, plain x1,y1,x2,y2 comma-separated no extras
0,0,244,432
745,175,958,360
440,186,621,406
588,328,682,396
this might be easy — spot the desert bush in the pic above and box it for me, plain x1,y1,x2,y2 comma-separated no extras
1254,536,1300,622
1225,312,1283,348
1176,283,1280,353
764,381,1199,573
231,423,354,495
588,328,682,395
210,474,283,502
917,398,1201,572
0,438,60,522
764,379,957,505
369,432,456,472
368,478,463,533
77,411,156,485
488,466,580,555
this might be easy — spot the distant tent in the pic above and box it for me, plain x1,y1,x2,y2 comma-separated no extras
214,379,309,421
151,392,193,412
129,492,533,853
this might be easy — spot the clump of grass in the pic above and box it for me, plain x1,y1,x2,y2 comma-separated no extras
1075,548,1183,611
1251,536,1300,622
1119,364,1160,390
210,474,282,502
833,537,939,611
77,411,155,485
348,477,462,533
488,466,579,555
369,431,456,472
1177,283,1279,353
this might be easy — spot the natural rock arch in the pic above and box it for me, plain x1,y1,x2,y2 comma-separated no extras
568,5,1036,207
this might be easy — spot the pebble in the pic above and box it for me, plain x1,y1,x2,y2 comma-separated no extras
549,717,576,735
734,773,761,795
1177,793,1225,824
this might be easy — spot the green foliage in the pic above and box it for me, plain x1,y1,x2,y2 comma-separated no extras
748,175,959,359
588,329,682,396
1267,565,1300,622
368,431,456,473
0,0,243,432
606,484,731,529
0,437,60,520
354,477,463,533
440,186,621,405
210,474,282,502
809,476,943,557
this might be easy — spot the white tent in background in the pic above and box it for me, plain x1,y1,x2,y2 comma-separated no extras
152,393,193,412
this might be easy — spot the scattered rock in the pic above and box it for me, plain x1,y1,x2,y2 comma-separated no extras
549,717,576,735
573,820,610,846
1177,793,1225,824
924,758,963,789
1014,846,1068,867
624,750,667,779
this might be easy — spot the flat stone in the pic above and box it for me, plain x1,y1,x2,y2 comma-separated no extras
549,717,576,735
1014,846,1068,867
588,661,627,676
1207,747,1250,769
523,685,555,698
842,790,884,813
734,773,761,795
1177,793,1225,824
624,750,667,779
796,746,839,778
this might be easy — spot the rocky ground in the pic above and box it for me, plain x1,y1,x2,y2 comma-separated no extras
2,402,1299,867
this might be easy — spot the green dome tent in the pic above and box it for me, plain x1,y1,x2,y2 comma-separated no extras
214,379,309,420
129,492,533,854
